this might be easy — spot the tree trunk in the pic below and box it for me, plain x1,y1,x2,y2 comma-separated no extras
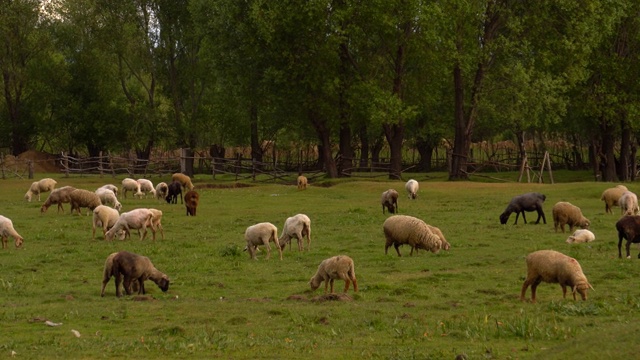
250,103,263,163
358,126,369,169
383,123,404,180
371,136,384,167
415,137,434,172
309,110,338,178
619,117,630,181
600,119,617,182
449,64,470,180
338,121,353,177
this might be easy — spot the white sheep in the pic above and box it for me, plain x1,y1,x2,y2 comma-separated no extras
601,185,628,214
552,202,590,233
245,222,282,260
96,184,119,198
105,208,154,241
278,214,311,251
121,178,143,199
136,178,156,199
405,179,419,200
147,208,164,241
0,215,24,249
24,178,57,202
566,229,596,244
172,173,195,191
95,188,122,211
383,215,442,256
381,189,399,214
297,175,308,190
92,205,121,240
309,255,358,294
155,182,169,202
69,189,102,215
619,191,639,216
41,186,77,213
520,249,593,303
101,251,170,297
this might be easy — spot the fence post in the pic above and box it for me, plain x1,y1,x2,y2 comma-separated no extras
62,152,69,178
1,153,4,179
109,152,115,178
252,158,256,181
99,151,104,178
212,157,216,180
28,160,34,179
235,153,241,182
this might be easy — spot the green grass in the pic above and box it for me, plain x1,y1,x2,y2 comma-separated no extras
0,172,638,359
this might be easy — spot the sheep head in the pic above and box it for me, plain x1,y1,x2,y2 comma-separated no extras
499,212,509,225
572,282,594,301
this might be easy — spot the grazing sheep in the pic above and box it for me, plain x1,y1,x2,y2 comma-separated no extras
520,249,593,303
245,222,282,260
309,255,358,294
105,208,154,241
24,178,57,202
96,184,118,198
41,186,77,213
165,181,183,204
172,173,195,191
297,175,308,190
566,229,596,244
383,215,442,256
95,188,122,211
100,251,170,297
121,178,143,199
155,182,169,202
499,192,547,225
92,205,121,240
426,224,451,251
184,190,200,216
136,178,156,199
69,189,102,216
0,215,24,249
405,179,419,200
619,191,639,216
601,185,628,214
279,214,311,251
381,189,399,214
615,215,640,258
100,253,139,295
147,208,164,240
552,202,590,233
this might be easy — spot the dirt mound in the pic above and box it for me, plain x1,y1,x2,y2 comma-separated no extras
6,150,61,173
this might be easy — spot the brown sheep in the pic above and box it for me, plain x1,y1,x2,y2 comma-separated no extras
309,255,358,294
172,173,195,191
601,185,628,214
616,215,640,259
381,189,399,214
184,190,200,216
69,189,102,215
41,186,77,213
383,215,442,256
101,251,170,297
297,175,308,190
551,202,590,233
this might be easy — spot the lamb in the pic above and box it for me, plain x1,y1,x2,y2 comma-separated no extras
520,249,593,303
172,172,195,191
426,224,451,251
383,215,442,256
499,192,547,225
0,215,24,249
96,184,118,198
104,208,154,241
155,182,169,202
121,178,143,199
309,255,358,294
95,188,122,211
184,190,200,216
100,251,170,297
297,175,308,190
165,181,183,204
619,191,639,216
601,185,628,214
136,178,156,199
69,189,102,215
244,222,282,260
381,189,399,214
41,186,77,213
615,215,640,258
278,214,311,251
552,202,590,233
147,208,164,240
24,178,57,202
566,229,596,244
92,205,121,240
405,179,419,200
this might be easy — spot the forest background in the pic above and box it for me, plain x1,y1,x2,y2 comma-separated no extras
1,0,639,181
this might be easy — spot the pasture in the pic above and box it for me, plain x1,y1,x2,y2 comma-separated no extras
1,173,639,359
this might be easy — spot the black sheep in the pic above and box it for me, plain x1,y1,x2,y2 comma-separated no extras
616,215,640,258
499,192,547,225
165,181,183,204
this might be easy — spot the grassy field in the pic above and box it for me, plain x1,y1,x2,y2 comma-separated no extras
1,172,639,359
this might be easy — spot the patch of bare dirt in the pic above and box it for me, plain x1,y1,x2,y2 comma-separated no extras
311,293,353,302
4,150,61,173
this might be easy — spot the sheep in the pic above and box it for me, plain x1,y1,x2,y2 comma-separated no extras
309,255,358,294
155,182,169,202
24,178,57,202
615,215,640,258
40,186,77,213
92,205,121,240
100,251,170,297
172,172,195,191
147,208,164,240
499,192,547,225
165,181,183,204
99,253,139,295
426,224,451,251
520,249,593,303
405,179,419,200
184,190,200,216
69,189,102,216
0,215,24,249
121,178,143,199
552,202,590,233
278,214,311,251
619,191,639,216
601,185,628,214
297,175,308,190
566,229,596,244
105,208,154,241
136,178,156,199
95,188,122,211
383,215,442,256
244,222,282,260
96,184,118,198
381,189,399,214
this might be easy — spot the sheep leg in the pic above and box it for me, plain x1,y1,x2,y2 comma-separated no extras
304,226,311,251
626,240,633,259
530,279,542,303
520,281,530,301
115,274,124,297
263,239,271,260
2,235,7,249
536,208,546,224
394,243,403,257
329,279,335,293
324,278,330,293
123,277,134,296
343,277,350,293
521,212,527,224
248,245,256,260
561,285,568,299
138,278,146,295
295,232,304,251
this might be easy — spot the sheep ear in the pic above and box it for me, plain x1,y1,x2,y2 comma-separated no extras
572,286,577,294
